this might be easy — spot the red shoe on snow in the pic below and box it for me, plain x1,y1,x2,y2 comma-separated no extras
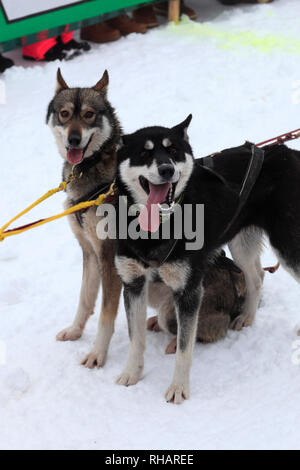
23,38,66,62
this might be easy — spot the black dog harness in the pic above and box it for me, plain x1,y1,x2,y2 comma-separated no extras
133,143,265,268
201,143,265,239
72,142,117,176
69,142,118,227
71,183,112,227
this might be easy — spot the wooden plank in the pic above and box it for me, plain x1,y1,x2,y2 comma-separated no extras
168,0,180,23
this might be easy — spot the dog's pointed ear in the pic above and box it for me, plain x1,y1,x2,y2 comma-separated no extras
172,114,193,141
56,68,69,93
93,70,109,94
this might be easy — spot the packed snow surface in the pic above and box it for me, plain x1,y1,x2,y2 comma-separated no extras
1,0,300,450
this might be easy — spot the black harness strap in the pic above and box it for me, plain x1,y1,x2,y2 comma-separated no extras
73,142,117,176
72,182,112,227
72,183,111,206
74,153,101,176
220,144,264,239
69,142,118,227
201,155,215,169
201,144,265,240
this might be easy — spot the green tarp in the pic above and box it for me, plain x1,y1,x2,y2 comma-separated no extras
0,0,159,52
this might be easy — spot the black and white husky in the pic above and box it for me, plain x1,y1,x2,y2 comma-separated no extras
114,115,300,403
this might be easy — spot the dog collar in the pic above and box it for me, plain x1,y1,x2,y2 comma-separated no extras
72,142,117,176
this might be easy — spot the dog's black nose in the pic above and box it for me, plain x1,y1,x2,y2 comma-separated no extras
68,132,81,147
158,164,175,180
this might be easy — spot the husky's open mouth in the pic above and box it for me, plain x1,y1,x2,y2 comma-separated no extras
139,176,177,206
66,134,94,165
138,176,178,233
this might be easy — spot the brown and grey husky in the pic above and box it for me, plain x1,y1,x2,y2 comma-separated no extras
46,69,123,367
46,69,246,374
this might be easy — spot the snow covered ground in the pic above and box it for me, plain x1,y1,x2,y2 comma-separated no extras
1,0,300,450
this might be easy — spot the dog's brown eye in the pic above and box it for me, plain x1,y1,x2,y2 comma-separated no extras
60,110,70,119
170,147,177,155
140,151,147,157
84,111,95,120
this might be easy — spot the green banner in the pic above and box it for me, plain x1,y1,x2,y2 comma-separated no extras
0,0,160,51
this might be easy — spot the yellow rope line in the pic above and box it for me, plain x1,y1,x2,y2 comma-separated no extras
0,180,115,242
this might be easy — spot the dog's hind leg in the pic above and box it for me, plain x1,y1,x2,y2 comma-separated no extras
268,236,300,336
82,241,122,368
147,281,176,334
229,227,264,331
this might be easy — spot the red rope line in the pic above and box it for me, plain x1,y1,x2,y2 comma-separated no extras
4,219,45,233
256,128,300,147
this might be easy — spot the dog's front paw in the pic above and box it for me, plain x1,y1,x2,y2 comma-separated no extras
81,349,107,369
230,312,255,331
56,326,82,341
116,366,142,387
165,382,190,404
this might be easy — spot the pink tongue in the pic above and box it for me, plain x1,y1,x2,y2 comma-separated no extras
138,182,171,232
67,148,83,165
